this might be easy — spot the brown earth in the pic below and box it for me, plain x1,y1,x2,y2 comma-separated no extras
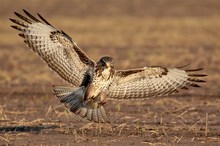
0,0,220,145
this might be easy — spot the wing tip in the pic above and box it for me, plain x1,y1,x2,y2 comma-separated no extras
18,33,25,38
11,25,22,31
188,74,207,77
22,9,28,13
14,11,20,17
9,18,14,22
191,84,201,88
176,63,191,69
187,78,206,83
185,68,204,72
37,12,53,26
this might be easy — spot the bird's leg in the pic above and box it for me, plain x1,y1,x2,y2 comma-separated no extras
98,92,107,105
84,85,96,101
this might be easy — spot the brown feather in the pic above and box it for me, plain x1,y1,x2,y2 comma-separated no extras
187,78,206,83
188,74,207,77
14,12,32,23
9,19,28,27
117,68,145,77
37,13,54,26
11,25,25,32
107,67,206,99
23,9,41,22
11,10,96,86
185,68,203,72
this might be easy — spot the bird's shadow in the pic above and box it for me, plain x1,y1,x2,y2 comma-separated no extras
0,125,58,133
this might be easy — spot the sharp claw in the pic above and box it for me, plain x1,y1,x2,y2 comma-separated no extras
99,100,106,106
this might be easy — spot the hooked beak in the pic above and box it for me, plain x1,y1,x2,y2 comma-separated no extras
106,62,114,69
106,62,111,68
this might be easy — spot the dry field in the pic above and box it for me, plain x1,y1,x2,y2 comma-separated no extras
0,0,220,145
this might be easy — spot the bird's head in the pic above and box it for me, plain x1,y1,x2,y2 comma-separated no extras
95,56,115,79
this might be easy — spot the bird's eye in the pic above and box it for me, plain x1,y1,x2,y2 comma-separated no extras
100,60,106,67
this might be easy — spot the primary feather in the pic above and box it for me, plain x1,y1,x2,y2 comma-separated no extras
106,66,206,99
10,9,95,86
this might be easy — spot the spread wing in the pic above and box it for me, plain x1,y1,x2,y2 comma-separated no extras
106,66,206,99
10,10,95,86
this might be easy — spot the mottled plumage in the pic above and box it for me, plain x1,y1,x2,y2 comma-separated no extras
11,10,206,123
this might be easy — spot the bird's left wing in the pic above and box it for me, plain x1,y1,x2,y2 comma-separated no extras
106,66,206,99
10,10,95,86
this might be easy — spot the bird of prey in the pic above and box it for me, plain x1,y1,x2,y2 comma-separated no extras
10,10,206,123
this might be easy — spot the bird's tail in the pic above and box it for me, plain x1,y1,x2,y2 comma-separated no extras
53,85,110,123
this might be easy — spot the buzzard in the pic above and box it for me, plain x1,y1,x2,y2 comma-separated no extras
10,10,206,123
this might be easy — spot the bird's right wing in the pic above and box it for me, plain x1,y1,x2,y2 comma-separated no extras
10,10,95,86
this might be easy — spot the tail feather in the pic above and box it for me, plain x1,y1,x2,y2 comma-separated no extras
53,85,110,123
100,106,110,122
97,108,105,123
77,107,87,117
92,108,98,122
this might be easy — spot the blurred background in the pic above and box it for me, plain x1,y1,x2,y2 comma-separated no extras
0,0,219,89
0,0,219,93
0,0,220,145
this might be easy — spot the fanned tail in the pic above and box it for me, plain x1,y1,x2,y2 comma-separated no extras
53,86,110,123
